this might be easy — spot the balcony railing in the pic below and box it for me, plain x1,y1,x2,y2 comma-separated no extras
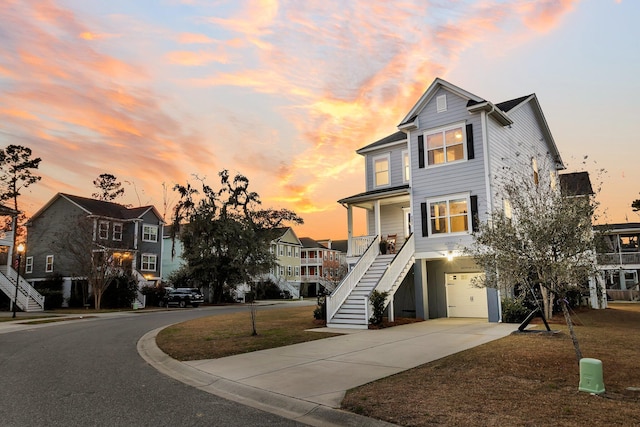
348,235,377,257
597,252,640,266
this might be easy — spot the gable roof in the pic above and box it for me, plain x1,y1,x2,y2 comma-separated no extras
28,193,164,224
559,172,594,197
356,131,407,154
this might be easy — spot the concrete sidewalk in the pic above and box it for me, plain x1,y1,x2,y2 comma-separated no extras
138,318,516,426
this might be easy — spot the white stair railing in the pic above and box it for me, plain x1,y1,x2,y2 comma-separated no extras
371,234,415,321
0,266,45,311
326,236,380,321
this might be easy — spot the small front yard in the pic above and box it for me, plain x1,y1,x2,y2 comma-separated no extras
154,302,640,426
342,303,640,426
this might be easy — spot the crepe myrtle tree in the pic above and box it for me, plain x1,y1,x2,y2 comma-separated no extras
465,162,601,363
171,170,303,335
54,216,133,309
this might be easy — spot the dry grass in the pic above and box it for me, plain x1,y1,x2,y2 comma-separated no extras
342,303,640,427
156,305,341,361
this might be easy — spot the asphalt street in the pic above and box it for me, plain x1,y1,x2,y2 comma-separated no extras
0,304,308,427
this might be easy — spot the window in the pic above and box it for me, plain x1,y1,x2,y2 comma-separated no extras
279,266,284,276
428,195,470,235
425,123,465,166
295,266,300,276
45,255,54,272
503,199,513,219
373,154,390,187
141,254,157,271
329,252,334,261
295,247,299,257
403,207,412,237
436,94,447,112
113,222,123,241
287,265,292,276
25,257,33,274
279,245,284,256
287,246,292,257
142,225,158,242
98,221,109,240
323,252,327,260
549,171,557,190
402,150,410,182
532,157,539,186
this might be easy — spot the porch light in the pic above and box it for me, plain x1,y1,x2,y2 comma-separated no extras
446,251,454,262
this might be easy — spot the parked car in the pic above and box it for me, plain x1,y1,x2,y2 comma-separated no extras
160,288,204,308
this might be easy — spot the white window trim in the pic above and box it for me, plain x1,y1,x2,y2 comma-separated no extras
295,266,300,277
98,220,109,240
45,255,54,272
142,224,158,242
372,153,391,188
403,207,412,237
141,253,157,271
113,222,123,241
402,149,410,183
426,193,472,237
26,256,33,274
423,121,467,168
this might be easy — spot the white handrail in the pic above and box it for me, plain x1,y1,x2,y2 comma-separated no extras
326,236,380,321
0,266,45,311
372,234,415,313
349,235,377,257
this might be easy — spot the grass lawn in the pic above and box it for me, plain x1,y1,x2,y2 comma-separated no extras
342,303,640,427
156,305,341,360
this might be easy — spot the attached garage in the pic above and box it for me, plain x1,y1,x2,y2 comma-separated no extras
445,272,488,318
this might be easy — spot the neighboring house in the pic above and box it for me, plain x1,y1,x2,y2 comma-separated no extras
161,224,185,281
268,227,302,298
595,223,640,301
24,193,164,307
329,78,569,328
300,237,347,297
0,204,45,312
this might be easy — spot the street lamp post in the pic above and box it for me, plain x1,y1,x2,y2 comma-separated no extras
12,243,25,319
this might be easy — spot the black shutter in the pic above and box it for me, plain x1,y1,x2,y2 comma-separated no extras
466,124,474,160
418,135,425,168
470,195,479,232
421,202,428,236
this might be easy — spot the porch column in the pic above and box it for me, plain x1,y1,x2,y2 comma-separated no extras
374,200,381,237
346,205,353,257
414,259,428,319
388,294,394,322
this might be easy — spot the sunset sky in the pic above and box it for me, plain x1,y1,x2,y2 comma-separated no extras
1,0,638,239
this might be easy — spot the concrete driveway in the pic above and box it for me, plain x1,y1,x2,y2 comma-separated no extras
139,318,516,426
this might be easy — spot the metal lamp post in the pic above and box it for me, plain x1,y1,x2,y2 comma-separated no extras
12,243,25,318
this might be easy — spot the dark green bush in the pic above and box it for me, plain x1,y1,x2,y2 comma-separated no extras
501,296,529,323
369,290,389,326
34,273,64,309
101,275,138,308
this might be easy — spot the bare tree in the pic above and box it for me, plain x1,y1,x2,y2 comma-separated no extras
55,217,132,309
92,173,125,201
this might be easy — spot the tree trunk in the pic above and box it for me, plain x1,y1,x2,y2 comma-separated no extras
561,299,583,364
250,301,258,336
540,285,553,320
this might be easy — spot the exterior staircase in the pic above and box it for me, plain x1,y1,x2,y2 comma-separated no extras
0,266,45,312
326,234,415,329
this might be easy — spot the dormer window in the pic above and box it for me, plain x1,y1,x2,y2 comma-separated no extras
373,154,390,188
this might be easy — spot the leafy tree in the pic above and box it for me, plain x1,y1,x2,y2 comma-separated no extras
466,167,600,363
54,217,133,309
172,170,303,335
0,145,41,247
92,173,125,201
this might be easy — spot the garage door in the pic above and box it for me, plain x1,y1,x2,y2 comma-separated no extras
446,273,488,318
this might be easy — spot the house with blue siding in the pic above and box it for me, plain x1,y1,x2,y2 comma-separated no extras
329,78,565,328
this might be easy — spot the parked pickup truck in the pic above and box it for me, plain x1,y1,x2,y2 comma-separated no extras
160,288,204,308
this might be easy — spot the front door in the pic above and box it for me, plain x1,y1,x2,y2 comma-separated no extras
445,273,488,318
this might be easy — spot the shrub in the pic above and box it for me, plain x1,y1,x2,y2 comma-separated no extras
501,296,529,323
101,275,138,308
140,284,170,307
34,273,64,309
369,290,389,326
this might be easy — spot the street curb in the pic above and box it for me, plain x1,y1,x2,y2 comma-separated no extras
137,328,398,427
